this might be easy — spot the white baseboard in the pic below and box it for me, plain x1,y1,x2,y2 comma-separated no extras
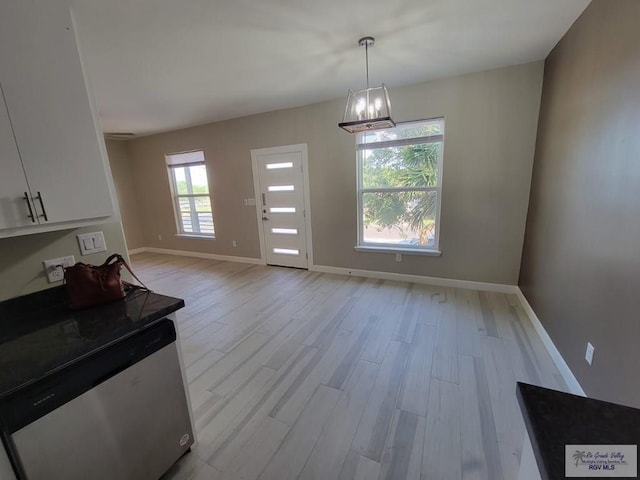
129,246,264,265
515,288,586,397
309,264,519,294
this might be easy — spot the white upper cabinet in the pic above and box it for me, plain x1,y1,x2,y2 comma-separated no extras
0,90,36,229
0,0,114,234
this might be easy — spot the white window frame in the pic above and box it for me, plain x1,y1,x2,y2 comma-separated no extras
166,150,215,238
355,118,444,255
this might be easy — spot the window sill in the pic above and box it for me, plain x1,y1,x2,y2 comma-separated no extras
174,234,216,240
354,245,441,256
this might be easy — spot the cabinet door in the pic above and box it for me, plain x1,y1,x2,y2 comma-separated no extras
0,88,37,229
0,0,113,224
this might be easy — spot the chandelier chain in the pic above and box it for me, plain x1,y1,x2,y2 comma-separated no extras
365,41,369,89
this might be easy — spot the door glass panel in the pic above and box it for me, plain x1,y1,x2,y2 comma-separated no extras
266,162,293,170
273,248,299,255
270,207,296,213
272,228,298,235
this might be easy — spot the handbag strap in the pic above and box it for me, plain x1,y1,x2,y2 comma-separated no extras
107,253,149,291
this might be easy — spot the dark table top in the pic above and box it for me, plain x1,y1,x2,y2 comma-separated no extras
517,382,640,480
0,286,184,399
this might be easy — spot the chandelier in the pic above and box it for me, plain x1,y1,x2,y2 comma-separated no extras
338,36,395,133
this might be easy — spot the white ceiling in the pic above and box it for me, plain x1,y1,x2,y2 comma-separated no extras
70,0,590,137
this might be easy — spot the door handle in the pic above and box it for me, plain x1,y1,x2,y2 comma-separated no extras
262,216,269,221
23,192,36,222
34,191,48,221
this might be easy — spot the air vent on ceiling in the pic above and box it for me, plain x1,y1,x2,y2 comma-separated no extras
104,132,135,140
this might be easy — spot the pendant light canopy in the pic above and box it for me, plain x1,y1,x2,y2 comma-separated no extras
339,37,395,133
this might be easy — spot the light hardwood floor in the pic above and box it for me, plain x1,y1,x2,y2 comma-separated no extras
130,253,567,480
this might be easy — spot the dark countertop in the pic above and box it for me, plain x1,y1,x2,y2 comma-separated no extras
517,382,640,480
0,286,184,399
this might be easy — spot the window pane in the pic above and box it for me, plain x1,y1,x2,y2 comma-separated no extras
173,167,188,194
362,190,437,247
173,165,209,195
361,119,443,144
362,142,441,188
178,195,214,235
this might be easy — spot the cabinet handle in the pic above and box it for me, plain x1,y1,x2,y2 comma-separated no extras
35,191,48,221
23,192,36,222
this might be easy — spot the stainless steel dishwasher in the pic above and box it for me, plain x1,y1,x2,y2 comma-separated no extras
0,319,194,480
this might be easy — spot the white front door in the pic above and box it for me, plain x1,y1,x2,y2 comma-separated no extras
251,144,310,269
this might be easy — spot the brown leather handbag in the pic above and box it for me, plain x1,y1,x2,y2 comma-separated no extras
64,253,147,310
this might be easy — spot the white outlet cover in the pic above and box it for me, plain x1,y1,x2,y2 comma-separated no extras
585,342,595,365
43,256,76,283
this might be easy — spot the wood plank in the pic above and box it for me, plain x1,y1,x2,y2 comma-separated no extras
219,416,289,480
351,341,410,462
380,409,425,480
399,323,435,417
458,355,503,480
325,314,378,389
189,333,269,393
422,379,462,480
196,367,275,458
481,335,526,480
431,289,459,384
205,345,318,471
299,360,380,480
392,292,421,343
455,289,483,358
268,303,375,425
159,451,223,480
258,385,341,480
354,455,382,480
212,316,303,397
361,301,403,364
477,291,500,338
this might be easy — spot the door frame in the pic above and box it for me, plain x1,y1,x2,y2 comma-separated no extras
250,143,313,268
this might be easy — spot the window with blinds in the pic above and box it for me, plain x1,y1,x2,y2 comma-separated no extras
166,150,215,236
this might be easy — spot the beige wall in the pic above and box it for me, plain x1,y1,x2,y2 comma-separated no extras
106,140,144,250
126,62,544,285
520,0,640,406
0,221,128,301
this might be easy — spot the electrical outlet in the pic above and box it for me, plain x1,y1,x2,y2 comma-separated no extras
395,253,402,262
585,342,595,365
232,240,237,247
43,256,76,283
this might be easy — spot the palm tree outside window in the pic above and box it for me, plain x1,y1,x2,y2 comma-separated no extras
356,118,444,252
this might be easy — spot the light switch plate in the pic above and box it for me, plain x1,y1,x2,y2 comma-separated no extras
77,231,107,255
